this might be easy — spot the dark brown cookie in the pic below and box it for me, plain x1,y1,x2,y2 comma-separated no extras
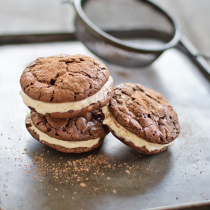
25,111,108,153
109,83,180,144
20,54,114,118
30,110,109,141
102,83,180,154
20,55,109,102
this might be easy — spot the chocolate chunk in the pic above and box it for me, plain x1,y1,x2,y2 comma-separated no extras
76,118,88,132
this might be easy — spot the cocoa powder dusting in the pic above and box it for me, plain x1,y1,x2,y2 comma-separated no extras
31,151,148,195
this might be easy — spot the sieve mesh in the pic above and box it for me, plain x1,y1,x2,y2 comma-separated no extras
75,0,177,67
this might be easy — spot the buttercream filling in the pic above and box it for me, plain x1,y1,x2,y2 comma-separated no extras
102,106,175,152
29,120,100,149
20,76,113,114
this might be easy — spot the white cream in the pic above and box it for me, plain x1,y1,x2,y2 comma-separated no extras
20,76,113,115
102,106,175,152
30,123,100,149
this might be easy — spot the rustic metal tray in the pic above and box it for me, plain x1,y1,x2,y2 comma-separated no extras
0,41,210,210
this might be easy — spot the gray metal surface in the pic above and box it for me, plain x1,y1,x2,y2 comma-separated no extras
0,42,210,210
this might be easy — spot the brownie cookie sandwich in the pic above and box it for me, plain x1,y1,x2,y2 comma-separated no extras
26,110,109,153
20,55,114,118
102,83,180,154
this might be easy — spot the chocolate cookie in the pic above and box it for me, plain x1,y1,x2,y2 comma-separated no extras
102,83,180,154
26,110,109,153
20,55,114,118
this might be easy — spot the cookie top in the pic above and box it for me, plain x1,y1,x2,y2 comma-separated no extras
109,83,180,144
20,55,109,103
30,110,109,141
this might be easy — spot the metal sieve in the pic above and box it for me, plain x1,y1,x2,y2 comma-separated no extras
64,0,210,81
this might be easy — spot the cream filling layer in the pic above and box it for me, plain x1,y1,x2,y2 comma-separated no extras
102,106,175,152
20,76,113,115
30,122,100,149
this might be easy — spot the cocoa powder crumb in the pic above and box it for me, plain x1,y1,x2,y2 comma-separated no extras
80,183,86,187
126,170,130,174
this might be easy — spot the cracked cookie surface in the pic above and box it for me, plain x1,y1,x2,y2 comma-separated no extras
30,110,109,141
20,54,109,103
109,83,180,144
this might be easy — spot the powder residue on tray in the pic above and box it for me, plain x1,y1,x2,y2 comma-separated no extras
32,151,153,195
32,153,118,186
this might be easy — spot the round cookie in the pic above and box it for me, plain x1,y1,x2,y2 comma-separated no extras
102,83,180,154
20,54,114,118
26,110,109,153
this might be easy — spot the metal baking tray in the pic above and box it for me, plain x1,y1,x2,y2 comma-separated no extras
0,40,210,210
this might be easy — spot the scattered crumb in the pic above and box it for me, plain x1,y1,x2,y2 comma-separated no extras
80,183,86,187
31,152,145,195
116,71,130,78
126,170,130,174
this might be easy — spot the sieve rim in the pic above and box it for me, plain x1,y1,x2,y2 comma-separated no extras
74,0,181,53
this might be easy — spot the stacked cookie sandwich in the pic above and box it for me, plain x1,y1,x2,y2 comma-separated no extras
20,55,114,153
